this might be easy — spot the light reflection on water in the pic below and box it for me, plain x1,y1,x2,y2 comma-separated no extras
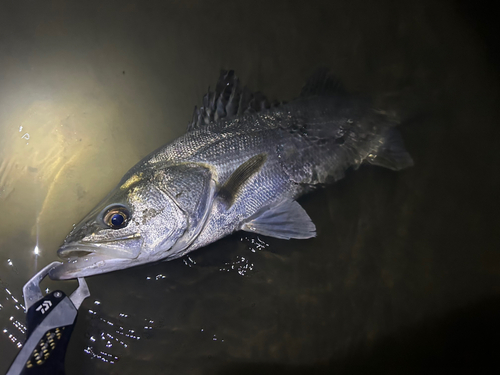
84,301,141,364
1,258,27,350
61,233,274,369
217,237,269,276
1,286,25,349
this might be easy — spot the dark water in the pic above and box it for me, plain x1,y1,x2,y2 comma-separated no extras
1,1,499,374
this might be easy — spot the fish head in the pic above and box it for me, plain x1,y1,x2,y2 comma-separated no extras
50,168,195,280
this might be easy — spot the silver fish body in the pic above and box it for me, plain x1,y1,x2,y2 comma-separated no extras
50,71,413,279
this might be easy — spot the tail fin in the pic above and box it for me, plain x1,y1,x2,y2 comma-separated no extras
365,128,414,171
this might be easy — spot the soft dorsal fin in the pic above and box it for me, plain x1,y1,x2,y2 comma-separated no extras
188,70,276,132
218,153,267,207
241,199,316,240
299,68,345,97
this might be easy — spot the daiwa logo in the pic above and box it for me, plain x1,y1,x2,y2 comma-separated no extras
36,300,52,314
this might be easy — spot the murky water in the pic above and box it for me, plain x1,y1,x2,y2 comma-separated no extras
1,1,499,374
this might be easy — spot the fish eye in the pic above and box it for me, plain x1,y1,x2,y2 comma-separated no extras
103,206,130,229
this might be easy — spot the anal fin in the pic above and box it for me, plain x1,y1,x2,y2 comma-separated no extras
241,200,316,240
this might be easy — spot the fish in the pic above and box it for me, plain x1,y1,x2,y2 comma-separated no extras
49,70,413,280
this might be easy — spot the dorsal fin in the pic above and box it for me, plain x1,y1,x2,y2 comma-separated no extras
299,68,345,97
188,70,276,132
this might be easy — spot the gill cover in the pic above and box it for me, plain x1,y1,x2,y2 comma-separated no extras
155,163,216,256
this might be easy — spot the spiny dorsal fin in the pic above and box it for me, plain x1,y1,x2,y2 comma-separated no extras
299,68,345,97
241,199,316,239
188,71,276,132
218,153,267,207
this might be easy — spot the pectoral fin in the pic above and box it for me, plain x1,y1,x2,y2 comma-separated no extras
241,200,316,240
218,153,267,207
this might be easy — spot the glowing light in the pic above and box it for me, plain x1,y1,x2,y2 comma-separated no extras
83,346,118,364
33,246,39,255
218,255,255,276
183,256,197,267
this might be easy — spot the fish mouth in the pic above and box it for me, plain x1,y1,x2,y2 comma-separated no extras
58,243,106,258
50,242,141,280
49,252,133,280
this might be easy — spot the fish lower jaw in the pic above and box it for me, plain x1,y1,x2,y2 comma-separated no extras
50,245,167,280
57,242,142,260
49,252,131,280
51,242,146,279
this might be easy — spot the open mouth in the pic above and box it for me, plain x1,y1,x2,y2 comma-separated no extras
58,233,143,260
58,244,102,258
49,245,142,280
49,251,127,280
50,239,143,280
